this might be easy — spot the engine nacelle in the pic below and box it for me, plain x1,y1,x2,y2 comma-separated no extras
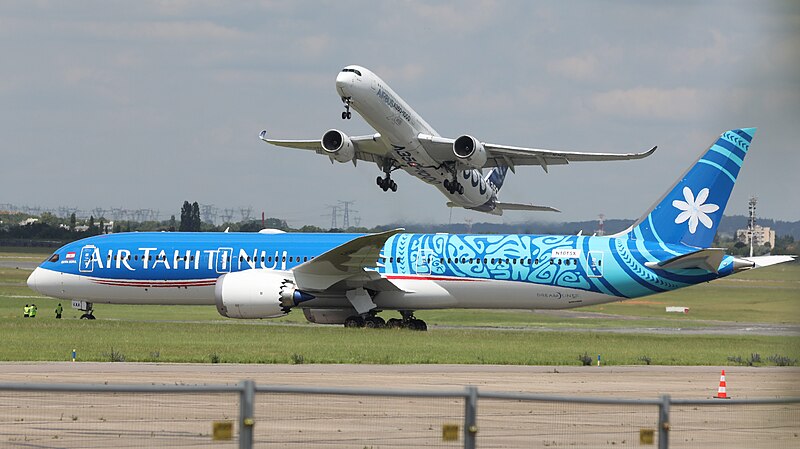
321,129,355,163
453,135,488,169
214,269,314,319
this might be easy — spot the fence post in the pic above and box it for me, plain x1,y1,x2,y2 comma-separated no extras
464,386,478,449
239,380,255,449
658,394,670,449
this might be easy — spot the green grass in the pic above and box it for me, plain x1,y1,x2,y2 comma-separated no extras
0,247,798,365
1,318,796,366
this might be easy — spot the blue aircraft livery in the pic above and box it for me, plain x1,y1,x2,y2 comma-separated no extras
27,129,793,329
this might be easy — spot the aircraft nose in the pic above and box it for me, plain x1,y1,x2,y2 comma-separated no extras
27,267,60,296
26,268,38,292
336,71,353,96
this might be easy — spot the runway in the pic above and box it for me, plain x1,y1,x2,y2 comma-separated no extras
1,363,798,448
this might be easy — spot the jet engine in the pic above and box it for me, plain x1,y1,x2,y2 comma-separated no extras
453,135,488,169
321,129,355,163
214,269,314,319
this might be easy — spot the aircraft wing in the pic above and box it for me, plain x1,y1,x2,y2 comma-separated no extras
259,130,388,165
417,133,656,172
291,228,405,292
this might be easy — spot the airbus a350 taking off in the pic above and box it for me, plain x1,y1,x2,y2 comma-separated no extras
28,128,794,329
260,65,656,215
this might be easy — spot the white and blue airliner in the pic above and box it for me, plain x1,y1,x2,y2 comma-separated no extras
27,128,793,329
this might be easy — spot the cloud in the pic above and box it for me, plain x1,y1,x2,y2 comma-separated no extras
590,87,708,121
404,0,500,34
547,55,599,81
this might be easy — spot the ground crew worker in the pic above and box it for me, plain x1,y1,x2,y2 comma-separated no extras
23,304,30,317
55,303,63,319
30,304,37,318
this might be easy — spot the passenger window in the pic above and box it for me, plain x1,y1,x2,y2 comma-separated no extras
550,259,554,265
304,257,308,262
268,256,273,262
558,259,562,265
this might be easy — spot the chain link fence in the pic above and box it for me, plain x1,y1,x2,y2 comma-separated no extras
1,381,797,448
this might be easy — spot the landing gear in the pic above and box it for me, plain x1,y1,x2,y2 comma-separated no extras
78,302,96,320
343,312,385,329
341,97,352,120
376,159,398,192
377,176,397,192
443,178,464,195
341,311,426,331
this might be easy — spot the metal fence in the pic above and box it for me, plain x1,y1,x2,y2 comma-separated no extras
1,381,797,448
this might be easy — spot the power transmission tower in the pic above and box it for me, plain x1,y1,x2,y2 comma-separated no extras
240,206,253,222
338,201,357,229
201,204,217,225
324,205,340,229
597,214,605,236
221,208,235,223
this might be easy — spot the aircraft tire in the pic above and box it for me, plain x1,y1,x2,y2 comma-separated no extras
346,111,351,119
390,181,397,192
365,316,385,329
457,183,464,195
386,318,402,329
344,316,364,328
342,111,347,120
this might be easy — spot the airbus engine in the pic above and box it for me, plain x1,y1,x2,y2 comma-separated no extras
214,269,314,319
321,129,355,163
453,135,487,169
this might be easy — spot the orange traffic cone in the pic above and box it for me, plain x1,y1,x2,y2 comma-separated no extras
714,369,730,399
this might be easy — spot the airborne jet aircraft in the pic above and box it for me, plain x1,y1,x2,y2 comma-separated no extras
260,65,655,215
27,129,793,330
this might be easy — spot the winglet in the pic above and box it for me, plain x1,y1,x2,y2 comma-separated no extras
259,130,268,141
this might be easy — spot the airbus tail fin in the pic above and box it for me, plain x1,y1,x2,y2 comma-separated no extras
486,164,509,192
616,128,755,248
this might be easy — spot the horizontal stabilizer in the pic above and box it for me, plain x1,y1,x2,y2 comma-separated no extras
645,248,725,273
496,202,561,213
742,255,796,268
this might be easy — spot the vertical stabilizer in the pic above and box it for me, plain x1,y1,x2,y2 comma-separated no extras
486,164,509,192
617,128,755,248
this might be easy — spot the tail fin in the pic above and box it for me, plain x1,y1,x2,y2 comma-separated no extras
617,128,755,248
486,164,509,192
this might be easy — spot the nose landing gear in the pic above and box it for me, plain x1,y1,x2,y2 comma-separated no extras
341,97,352,120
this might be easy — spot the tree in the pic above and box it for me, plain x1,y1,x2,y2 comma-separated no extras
168,215,177,232
179,201,191,231
88,216,97,234
69,213,76,232
191,202,201,231
98,218,105,235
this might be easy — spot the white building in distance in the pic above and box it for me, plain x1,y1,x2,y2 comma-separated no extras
736,225,776,249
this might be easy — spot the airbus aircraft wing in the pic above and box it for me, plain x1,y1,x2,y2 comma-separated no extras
260,130,387,165
417,133,656,173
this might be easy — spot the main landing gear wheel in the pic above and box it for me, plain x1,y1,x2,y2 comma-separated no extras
443,179,464,195
344,316,364,328
376,176,397,192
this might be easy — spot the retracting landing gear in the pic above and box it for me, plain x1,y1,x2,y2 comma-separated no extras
443,165,464,195
376,159,398,192
341,97,352,120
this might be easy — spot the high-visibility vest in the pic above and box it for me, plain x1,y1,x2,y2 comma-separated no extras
30,306,37,317
23,306,30,316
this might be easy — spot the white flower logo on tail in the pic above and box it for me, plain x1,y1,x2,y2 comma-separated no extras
672,187,719,234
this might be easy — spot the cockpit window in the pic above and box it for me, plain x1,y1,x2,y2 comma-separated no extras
341,68,362,76
48,253,59,263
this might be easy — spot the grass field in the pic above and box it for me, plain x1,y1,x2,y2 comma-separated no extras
1,247,798,365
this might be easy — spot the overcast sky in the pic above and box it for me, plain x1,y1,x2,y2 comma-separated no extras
1,1,798,228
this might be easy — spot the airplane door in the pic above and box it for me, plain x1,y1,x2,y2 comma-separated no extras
587,251,603,277
415,248,435,274
215,248,233,273
79,245,96,273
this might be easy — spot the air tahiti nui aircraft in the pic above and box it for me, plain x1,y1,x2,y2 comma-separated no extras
28,128,793,330
260,65,656,215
